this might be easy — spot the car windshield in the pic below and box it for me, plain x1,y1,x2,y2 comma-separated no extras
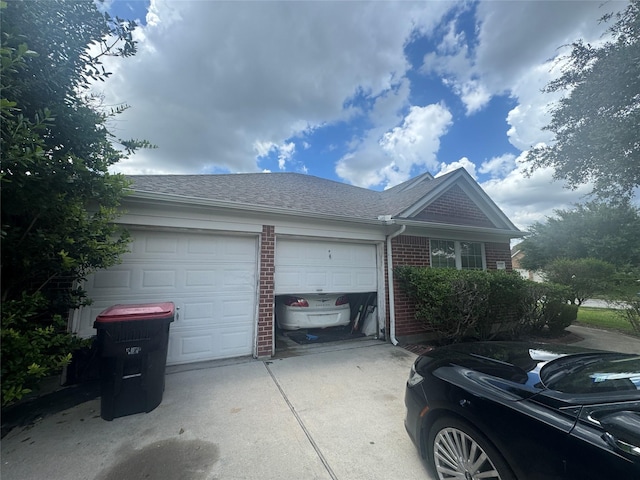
540,353,640,394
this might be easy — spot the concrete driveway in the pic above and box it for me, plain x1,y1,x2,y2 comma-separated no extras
1,341,432,480
3,327,638,480
567,324,640,354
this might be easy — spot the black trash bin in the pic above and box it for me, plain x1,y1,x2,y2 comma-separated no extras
94,302,174,421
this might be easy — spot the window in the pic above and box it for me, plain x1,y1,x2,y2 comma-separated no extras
430,240,456,268
460,241,483,270
430,240,485,270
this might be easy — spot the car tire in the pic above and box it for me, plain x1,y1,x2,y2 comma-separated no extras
427,416,515,480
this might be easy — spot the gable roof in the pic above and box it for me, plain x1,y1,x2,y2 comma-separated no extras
128,168,522,234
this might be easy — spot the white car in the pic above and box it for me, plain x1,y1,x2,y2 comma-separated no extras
276,294,350,330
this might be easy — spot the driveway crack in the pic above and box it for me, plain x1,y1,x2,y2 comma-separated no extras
263,362,338,480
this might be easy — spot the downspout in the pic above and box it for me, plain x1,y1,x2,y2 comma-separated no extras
386,224,406,345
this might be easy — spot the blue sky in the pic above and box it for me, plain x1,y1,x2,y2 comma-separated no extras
97,0,630,231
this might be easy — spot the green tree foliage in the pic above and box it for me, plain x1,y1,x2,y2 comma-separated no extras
518,200,640,271
544,258,616,306
1,0,151,406
525,0,640,199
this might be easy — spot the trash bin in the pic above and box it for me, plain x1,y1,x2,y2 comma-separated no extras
94,302,174,421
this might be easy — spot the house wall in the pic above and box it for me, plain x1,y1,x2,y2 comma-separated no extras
485,242,513,271
385,235,431,339
388,235,514,341
414,185,494,228
114,196,518,357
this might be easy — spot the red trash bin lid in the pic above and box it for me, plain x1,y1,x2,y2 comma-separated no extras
95,302,175,323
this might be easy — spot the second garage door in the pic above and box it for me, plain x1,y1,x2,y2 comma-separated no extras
73,230,258,365
275,238,377,294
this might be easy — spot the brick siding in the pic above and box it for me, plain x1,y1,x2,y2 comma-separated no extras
257,225,275,358
414,185,494,228
485,242,513,271
386,235,431,338
388,235,513,338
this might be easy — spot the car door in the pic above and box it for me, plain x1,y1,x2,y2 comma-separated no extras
564,400,640,479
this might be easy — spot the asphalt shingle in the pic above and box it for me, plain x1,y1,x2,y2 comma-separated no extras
128,172,445,221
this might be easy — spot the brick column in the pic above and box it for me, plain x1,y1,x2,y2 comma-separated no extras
256,225,275,358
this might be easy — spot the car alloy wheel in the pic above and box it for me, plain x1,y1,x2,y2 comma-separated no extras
428,418,514,480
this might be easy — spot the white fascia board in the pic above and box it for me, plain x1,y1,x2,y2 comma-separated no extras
395,218,526,242
275,225,386,242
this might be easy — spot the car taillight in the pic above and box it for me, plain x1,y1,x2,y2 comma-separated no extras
335,295,349,306
283,296,309,307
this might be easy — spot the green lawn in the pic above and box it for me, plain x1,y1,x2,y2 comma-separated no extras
576,307,637,334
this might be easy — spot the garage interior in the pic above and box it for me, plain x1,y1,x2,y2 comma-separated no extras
274,291,380,355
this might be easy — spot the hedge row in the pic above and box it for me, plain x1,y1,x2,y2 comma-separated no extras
395,266,578,344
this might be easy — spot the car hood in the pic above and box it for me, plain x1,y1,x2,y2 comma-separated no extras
416,341,601,387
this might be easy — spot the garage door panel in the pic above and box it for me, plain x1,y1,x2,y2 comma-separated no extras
92,270,132,289
356,272,377,287
128,233,256,261
275,239,377,294
74,230,257,364
176,295,253,328
144,236,179,254
142,269,177,288
219,329,253,356
169,325,252,364
90,265,254,295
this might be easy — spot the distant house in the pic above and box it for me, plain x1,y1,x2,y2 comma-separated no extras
511,247,544,282
71,167,524,365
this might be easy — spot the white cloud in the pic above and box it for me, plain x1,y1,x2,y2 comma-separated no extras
480,152,593,231
380,104,452,166
456,80,491,115
277,142,296,170
479,153,517,179
421,15,491,115
413,0,629,231
91,0,633,232
96,1,455,175
436,157,477,179
336,101,453,189
421,0,625,137
253,141,295,170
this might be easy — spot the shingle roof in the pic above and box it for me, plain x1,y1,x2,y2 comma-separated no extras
128,172,449,221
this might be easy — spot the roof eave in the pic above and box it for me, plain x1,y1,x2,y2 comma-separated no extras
127,189,384,226
392,217,526,238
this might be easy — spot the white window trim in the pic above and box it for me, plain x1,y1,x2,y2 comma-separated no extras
430,239,486,270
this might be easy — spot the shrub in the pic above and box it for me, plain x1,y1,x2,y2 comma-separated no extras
0,293,88,406
395,266,490,343
522,282,573,334
395,266,577,343
479,271,529,340
614,295,640,334
545,303,579,335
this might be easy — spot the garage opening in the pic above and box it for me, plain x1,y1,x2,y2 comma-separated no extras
274,292,378,351
273,238,382,353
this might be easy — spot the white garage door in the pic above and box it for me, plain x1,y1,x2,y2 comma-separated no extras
275,239,377,294
73,230,258,365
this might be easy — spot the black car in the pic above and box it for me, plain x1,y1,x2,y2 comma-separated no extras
404,342,640,480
